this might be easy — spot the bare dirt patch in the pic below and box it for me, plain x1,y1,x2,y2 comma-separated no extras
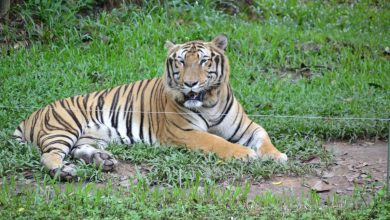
246,140,387,200
100,140,388,200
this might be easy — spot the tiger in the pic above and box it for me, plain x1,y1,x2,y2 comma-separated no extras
13,35,287,180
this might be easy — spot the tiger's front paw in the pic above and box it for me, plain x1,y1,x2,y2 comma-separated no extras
260,152,288,163
276,153,288,163
232,147,258,161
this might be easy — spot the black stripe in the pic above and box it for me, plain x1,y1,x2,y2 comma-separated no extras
165,126,180,140
96,93,105,124
230,122,253,143
171,120,194,132
214,55,220,78
43,140,72,153
51,109,79,137
220,54,224,79
76,96,89,125
29,111,40,142
124,84,136,144
123,83,135,115
115,129,124,144
41,134,75,150
227,112,244,142
44,112,64,131
122,84,130,96
139,79,151,143
212,86,234,126
244,128,259,146
89,95,100,126
148,80,159,144
166,58,172,80
136,80,144,97
110,87,121,128
60,100,83,134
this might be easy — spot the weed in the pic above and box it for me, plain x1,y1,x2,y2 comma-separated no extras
0,0,389,218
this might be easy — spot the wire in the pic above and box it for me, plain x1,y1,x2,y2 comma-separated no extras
0,105,389,121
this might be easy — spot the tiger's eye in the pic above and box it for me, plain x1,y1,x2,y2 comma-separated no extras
200,59,208,65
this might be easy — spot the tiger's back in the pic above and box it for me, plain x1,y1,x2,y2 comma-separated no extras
15,78,167,146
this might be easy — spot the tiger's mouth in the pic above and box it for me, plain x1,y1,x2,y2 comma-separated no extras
183,91,205,109
184,91,205,102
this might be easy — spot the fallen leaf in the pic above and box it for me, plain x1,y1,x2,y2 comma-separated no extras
23,171,34,179
295,42,322,53
342,97,353,102
120,176,129,181
322,171,335,178
119,180,131,188
355,162,368,169
298,63,313,78
272,181,282,185
384,46,390,55
216,160,226,165
346,173,360,182
81,34,93,44
301,156,321,164
175,19,184,27
13,41,28,49
311,180,331,193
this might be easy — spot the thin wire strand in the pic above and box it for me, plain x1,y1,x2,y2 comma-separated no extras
0,105,389,122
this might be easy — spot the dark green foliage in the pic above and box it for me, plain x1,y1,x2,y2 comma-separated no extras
0,0,389,218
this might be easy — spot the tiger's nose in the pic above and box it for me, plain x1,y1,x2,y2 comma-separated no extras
184,81,199,88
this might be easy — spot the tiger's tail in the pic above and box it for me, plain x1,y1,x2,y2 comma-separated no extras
13,121,26,143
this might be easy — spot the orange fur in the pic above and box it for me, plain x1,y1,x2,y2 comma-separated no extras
14,35,287,179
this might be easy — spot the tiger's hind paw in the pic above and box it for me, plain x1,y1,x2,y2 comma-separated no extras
49,162,77,181
92,151,118,172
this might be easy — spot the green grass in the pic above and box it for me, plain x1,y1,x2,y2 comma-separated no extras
107,139,328,185
0,0,389,218
1,176,389,219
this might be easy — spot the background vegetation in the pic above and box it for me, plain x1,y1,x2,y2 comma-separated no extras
0,0,389,218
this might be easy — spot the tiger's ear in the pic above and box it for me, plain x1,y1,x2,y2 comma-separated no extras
211,35,228,51
165,40,175,50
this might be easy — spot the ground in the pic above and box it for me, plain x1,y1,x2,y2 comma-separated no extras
14,140,387,199
250,140,387,200
0,0,389,218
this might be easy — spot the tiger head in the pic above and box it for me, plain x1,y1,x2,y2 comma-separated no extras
164,35,230,109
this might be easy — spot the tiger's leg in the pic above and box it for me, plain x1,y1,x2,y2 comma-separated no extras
165,130,258,160
41,144,77,181
71,126,118,171
71,144,118,171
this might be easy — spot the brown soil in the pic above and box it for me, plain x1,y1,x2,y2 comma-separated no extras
5,140,388,200
109,140,388,199
246,140,388,200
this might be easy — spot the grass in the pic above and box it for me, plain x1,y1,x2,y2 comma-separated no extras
1,176,389,219
0,0,389,218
